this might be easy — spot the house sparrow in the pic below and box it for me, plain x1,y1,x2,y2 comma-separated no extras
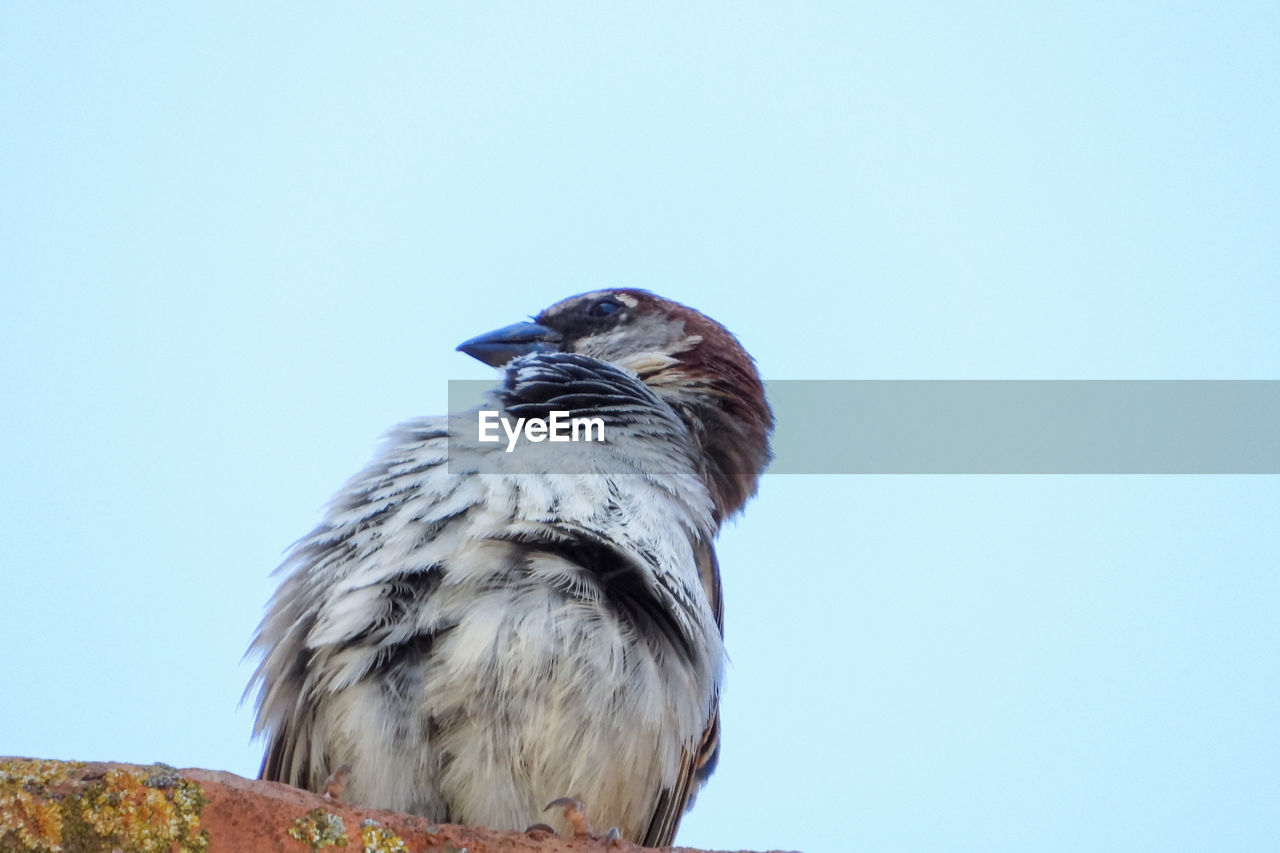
247,289,772,845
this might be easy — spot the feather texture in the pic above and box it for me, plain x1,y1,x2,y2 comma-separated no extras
248,291,770,845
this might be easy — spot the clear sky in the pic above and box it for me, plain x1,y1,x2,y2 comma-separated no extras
2,4,1277,851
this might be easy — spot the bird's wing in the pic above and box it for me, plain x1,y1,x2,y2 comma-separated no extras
640,537,724,847
252,354,725,832
250,417,462,790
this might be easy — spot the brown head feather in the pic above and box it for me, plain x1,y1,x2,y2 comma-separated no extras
536,288,773,523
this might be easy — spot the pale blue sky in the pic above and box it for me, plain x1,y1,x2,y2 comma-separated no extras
2,4,1277,851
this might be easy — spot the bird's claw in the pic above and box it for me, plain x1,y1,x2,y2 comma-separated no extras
323,764,352,801
545,796,594,836
543,798,622,844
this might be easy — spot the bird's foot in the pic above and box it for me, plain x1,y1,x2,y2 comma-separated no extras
543,797,622,845
322,764,352,800
545,796,594,837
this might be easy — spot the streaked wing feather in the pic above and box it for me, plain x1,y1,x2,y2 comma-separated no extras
640,538,724,846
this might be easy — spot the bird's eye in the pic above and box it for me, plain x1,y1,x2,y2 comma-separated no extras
587,297,622,318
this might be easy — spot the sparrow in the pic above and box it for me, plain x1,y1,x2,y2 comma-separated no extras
246,289,772,846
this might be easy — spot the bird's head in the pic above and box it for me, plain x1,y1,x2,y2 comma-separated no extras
458,289,773,521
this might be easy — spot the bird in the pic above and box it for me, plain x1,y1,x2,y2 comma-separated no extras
246,288,772,846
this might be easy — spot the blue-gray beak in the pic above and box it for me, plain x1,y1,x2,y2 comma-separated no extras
457,321,563,367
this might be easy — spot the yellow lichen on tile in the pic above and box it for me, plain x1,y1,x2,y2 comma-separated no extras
0,786,64,852
0,760,209,853
0,759,75,852
359,821,409,853
0,758,81,790
289,808,348,850
78,769,199,852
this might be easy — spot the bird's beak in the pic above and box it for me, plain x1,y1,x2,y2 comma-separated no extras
456,321,563,367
